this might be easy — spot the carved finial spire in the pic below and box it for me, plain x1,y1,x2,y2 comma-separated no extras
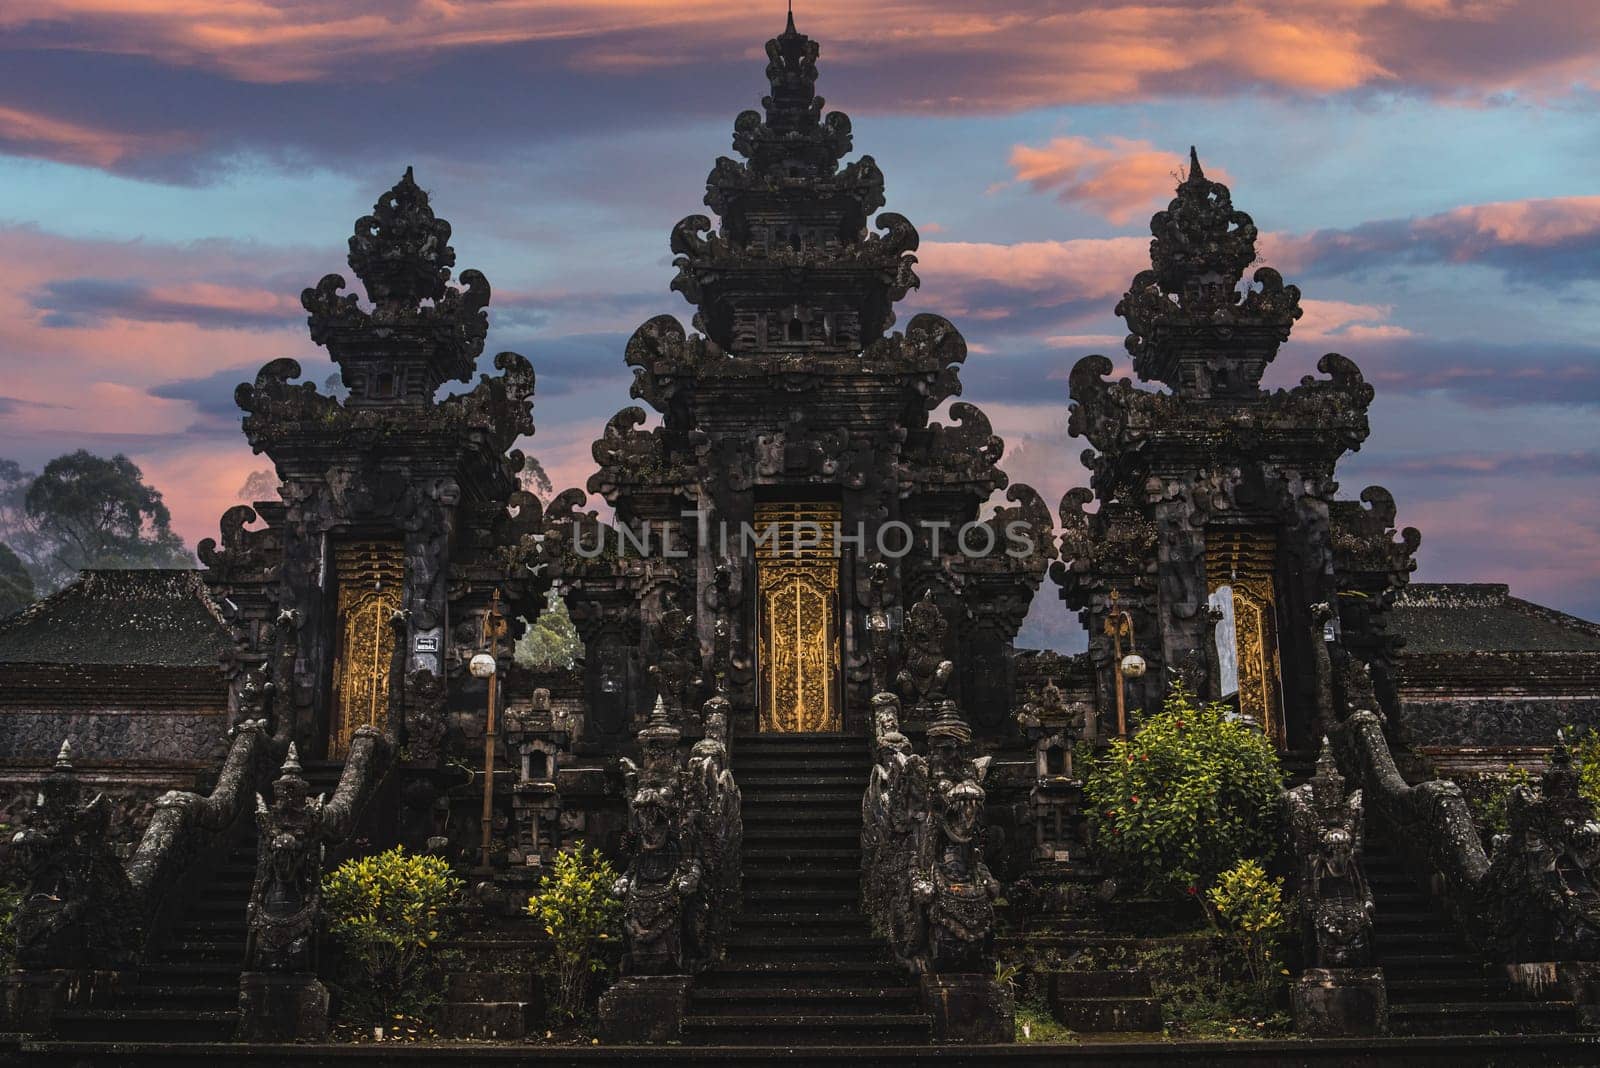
1187,145,1204,183
346,167,455,308
54,738,74,771
786,0,796,35
926,695,973,745
640,693,682,745
281,742,302,777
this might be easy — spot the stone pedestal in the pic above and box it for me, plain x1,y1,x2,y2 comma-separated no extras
1291,967,1387,1037
237,971,329,1041
598,975,691,1045
440,972,543,1039
920,973,1014,1044
1,970,75,1032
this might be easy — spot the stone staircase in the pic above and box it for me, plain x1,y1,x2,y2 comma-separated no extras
683,733,933,1045
1363,830,1578,1035
47,760,344,1042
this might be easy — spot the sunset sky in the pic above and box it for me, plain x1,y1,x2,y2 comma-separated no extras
2,1,1598,647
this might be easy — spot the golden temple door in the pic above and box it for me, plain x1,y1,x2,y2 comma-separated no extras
755,502,842,733
329,540,405,758
1207,530,1285,748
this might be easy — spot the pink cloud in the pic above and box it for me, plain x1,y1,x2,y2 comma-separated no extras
5,1,1599,110
1006,135,1208,224
0,104,184,167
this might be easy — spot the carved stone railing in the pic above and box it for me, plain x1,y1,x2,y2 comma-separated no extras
238,725,394,1040
126,718,275,953
597,696,741,1045
1336,705,1600,968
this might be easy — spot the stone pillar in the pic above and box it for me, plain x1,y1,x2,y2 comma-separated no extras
1291,967,1387,1037
598,975,691,1044
237,972,330,1041
920,973,1014,1044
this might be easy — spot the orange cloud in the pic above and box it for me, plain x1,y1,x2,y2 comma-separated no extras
1006,136,1206,224
4,1,1597,110
0,104,181,167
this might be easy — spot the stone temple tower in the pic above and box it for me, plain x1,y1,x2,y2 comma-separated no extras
546,13,1055,748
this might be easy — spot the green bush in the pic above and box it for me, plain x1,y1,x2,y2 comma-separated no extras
1207,858,1288,1002
525,843,623,1022
1084,685,1283,896
0,880,18,970
322,846,465,1024
1575,733,1600,814
1457,765,1535,841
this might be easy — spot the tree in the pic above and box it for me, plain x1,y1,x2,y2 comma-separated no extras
21,451,193,591
0,542,33,617
515,589,583,670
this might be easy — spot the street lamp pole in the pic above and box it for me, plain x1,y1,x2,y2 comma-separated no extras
471,589,507,870
1104,591,1146,738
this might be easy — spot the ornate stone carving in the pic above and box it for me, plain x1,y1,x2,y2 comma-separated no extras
245,745,323,975
9,741,141,970
614,696,741,974
896,593,952,714
1285,739,1374,969
862,685,998,975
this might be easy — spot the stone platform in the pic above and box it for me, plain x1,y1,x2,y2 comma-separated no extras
12,1035,1600,1066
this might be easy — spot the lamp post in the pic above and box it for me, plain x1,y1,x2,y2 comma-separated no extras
472,589,508,870
1104,591,1146,738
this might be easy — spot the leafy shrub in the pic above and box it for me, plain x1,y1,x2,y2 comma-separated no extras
1084,685,1284,896
1457,765,1535,842
1207,859,1288,1002
1575,732,1600,814
525,843,623,1022
322,846,465,1024
0,879,18,970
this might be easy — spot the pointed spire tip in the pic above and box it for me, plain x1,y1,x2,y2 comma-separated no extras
1187,146,1204,181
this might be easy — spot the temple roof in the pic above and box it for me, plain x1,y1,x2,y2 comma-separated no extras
1393,583,1600,655
0,569,232,667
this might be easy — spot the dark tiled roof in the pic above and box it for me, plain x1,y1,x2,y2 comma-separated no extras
0,569,233,667
1393,583,1600,655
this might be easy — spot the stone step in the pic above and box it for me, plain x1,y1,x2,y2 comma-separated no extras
1371,930,1462,949
185,898,249,918
742,791,862,805
744,869,858,887
743,888,857,909
689,986,921,1016
1375,952,1487,977
1372,910,1443,930
170,918,249,936
1049,969,1151,999
739,770,866,784
1389,1000,1576,1035
703,961,905,984
1386,977,1515,1003
118,984,238,1010
1050,994,1163,1033
731,912,869,933
50,1008,238,1042
735,759,871,775
744,846,862,862
136,963,242,983
741,824,860,841
679,1013,931,1046
161,940,246,963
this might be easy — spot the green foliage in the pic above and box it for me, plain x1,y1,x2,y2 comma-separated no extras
1084,685,1284,895
0,876,19,970
1458,765,1536,841
1206,859,1288,1001
515,590,584,671
0,542,33,618
322,847,465,1024
524,843,623,1021
1135,935,1289,1037
1575,733,1600,815
0,451,192,594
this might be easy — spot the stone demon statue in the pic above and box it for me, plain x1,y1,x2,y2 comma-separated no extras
862,679,998,974
614,696,740,974
244,745,324,974
1486,736,1600,959
8,741,141,970
1284,738,1374,969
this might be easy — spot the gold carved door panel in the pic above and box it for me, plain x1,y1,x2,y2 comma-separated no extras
756,503,842,733
330,540,405,759
1207,531,1285,749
